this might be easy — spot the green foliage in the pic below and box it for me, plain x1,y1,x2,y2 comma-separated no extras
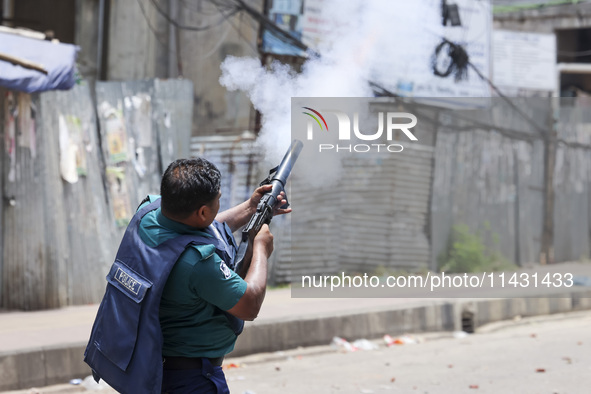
438,223,516,273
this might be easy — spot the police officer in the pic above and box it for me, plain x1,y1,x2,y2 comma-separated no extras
85,157,289,394
156,158,287,393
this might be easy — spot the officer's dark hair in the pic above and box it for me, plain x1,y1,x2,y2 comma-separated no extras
160,158,221,219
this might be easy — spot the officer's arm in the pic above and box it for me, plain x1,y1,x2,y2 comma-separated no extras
227,225,273,321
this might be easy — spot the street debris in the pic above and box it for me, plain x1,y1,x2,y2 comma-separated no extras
453,331,469,339
331,336,358,352
352,338,379,350
562,357,572,364
383,334,419,346
390,377,396,383
535,368,546,373
69,378,82,385
330,336,382,351
530,333,537,338
223,363,241,370
469,384,479,389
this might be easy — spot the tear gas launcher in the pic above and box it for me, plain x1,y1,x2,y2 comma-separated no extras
234,139,303,275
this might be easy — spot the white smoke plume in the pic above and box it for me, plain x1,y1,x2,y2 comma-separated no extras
219,1,381,186
219,0,489,185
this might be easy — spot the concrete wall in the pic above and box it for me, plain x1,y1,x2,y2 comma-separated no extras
494,2,591,32
74,0,101,85
106,0,167,79
0,80,193,310
104,0,260,137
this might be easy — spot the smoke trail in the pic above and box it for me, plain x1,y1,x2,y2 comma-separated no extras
219,1,381,186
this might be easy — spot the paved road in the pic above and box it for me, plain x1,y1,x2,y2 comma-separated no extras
3,311,590,393
225,311,591,394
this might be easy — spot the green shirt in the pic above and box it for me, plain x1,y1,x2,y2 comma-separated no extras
138,197,247,358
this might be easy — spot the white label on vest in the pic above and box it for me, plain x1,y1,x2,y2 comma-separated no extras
114,267,142,295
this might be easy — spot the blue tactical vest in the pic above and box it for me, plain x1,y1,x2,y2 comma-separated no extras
84,198,243,394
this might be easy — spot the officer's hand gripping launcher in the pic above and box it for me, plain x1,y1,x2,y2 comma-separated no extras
234,139,303,275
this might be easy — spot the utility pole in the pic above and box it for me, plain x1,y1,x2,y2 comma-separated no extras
541,99,557,265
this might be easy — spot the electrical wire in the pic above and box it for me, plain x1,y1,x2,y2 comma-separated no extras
148,0,240,31
136,0,169,48
228,0,314,55
130,0,591,150
178,0,221,15
466,55,547,136
210,1,259,55
203,23,232,58
237,2,549,138
209,0,240,12
558,48,591,57
218,0,591,149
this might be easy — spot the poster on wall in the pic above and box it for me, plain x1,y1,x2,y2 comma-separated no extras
124,93,153,178
4,91,17,182
17,93,37,158
124,93,152,147
106,166,132,227
67,115,89,177
58,114,89,183
100,101,129,165
58,115,78,183
492,30,557,94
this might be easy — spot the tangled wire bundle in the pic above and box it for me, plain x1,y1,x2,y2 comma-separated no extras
431,40,469,82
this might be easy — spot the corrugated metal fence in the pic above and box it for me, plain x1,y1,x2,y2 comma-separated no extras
0,79,192,310
283,100,438,283
190,100,438,283
431,98,549,270
432,98,591,269
190,135,261,212
554,100,591,262
191,98,591,285
286,143,435,283
3,90,587,307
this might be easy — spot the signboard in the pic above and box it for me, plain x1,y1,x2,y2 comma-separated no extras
493,30,557,92
261,0,305,56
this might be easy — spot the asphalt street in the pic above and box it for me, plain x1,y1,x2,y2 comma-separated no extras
3,310,590,393
225,310,591,394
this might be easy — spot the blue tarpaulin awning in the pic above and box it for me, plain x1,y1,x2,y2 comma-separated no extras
0,31,79,93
